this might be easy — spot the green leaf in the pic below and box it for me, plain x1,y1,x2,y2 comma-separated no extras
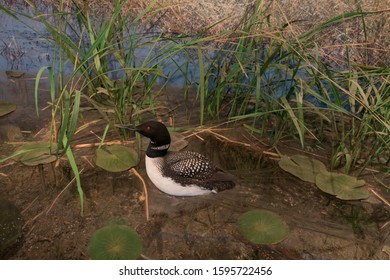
0,103,16,117
315,171,369,200
15,142,57,166
62,135,84,216
95,145,138,172
238,210,289,245
19,152,57,166
5,70,25,78
88,222,142,260
278,154,328,183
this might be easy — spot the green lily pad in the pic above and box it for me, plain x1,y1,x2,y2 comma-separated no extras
19,152,57,166
5,70,25,78
95,145,138,172
315,171,369,200
238,210,289,245
15,142,57,166
88,222,142,260
0,103,16,117
278,154,328,183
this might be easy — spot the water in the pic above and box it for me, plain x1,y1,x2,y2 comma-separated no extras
1,71,390,259
0,2,55,72
1,2,389,260
0,2,201,87
1,1,350,111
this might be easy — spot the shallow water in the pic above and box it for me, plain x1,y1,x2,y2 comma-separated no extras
1,71,390,260
0,1,201,87
0,71,52,135
1,0,389,261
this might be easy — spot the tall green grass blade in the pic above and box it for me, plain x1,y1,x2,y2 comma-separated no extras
34,66,55,116
299,11,385,43
62,134,84,216
281,96,304,148
0,4,18,19
56,91,70,150
197,47,206,126
98,124,110,150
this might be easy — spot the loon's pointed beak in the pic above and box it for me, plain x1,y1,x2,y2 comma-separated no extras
115,124,137,131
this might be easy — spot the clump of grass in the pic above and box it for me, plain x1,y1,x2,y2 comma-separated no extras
1,0,206,214
194,0,389,171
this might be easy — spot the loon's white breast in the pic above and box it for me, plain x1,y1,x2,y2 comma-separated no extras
145,155,214,196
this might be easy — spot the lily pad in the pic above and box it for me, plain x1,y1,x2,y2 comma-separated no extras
315,171,369,200
5,70,25,78
19,152,57,166
238,209,289,245
95,145,138,172
0,103,16,117
88,222,142,260
278,154,327,183
15,142,57,166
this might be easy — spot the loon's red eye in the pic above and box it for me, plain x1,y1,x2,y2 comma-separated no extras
146,125,151,131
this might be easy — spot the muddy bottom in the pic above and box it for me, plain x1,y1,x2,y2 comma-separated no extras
1,71,390,260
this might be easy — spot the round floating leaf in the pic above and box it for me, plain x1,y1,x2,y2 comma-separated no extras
95,145,138,172
278,154,328,183
0,103,16,117
19,152,57,166
16,142,57,166
238,210,289,245
88,223,142,260
315,171,369,200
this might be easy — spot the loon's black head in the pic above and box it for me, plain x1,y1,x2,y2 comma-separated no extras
136,121,171,146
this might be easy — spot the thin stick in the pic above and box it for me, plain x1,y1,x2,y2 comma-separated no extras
131,167,150,221
81,156,95,168
368,186,390,207
204,129,252,147
21,195,40,214
73,140,134,149
23,211,44,230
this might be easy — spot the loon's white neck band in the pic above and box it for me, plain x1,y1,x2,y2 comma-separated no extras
150,144,170,150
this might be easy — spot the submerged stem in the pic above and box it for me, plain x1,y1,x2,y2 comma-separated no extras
131,167,150,221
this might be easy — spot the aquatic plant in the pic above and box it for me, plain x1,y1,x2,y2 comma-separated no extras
316,171,369,200
87,220,142,260
95,145,138,172
278,154,370,201
0,0,172,215
0,103,16,117
238,209,289,245
200,1,390,172
278,154,328,183
0,141,58,188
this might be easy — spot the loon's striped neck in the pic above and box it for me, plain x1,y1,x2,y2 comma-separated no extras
146,142,170,158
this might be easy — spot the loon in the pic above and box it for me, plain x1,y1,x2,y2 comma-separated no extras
117,121,236,196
